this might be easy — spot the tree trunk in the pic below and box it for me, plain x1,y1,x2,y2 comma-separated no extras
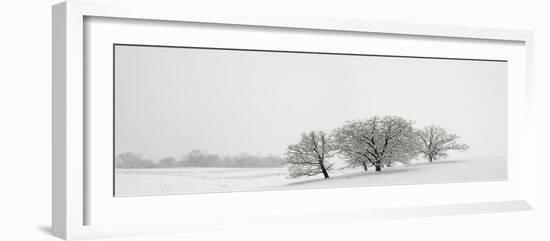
319,161,330,179
375,162,382,172
321,167,330,179
428,155,433,163
362,161,368,171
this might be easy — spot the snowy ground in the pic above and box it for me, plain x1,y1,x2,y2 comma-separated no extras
115,157,506,196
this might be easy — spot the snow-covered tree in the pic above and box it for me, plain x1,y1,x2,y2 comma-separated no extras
286,131,336,179
413,125,469,162
383,131,417,167
334,116,415,172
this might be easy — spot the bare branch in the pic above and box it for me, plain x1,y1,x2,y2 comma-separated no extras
413,125,469,162
286,130,336,179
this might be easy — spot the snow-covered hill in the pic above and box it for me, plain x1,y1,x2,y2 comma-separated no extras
115,157,505,196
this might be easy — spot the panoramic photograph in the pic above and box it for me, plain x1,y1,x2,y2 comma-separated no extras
114,44,507,196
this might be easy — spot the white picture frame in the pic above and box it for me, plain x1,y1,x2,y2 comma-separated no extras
52,0,535,240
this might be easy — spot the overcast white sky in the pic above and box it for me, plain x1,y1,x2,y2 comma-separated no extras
114,45,507,161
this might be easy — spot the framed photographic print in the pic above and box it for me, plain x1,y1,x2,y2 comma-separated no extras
112,43,506,197
52,0,535,240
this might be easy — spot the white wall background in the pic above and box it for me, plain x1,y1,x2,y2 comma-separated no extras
0,0,548,240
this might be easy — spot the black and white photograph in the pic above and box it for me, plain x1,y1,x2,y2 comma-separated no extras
114,44,507,196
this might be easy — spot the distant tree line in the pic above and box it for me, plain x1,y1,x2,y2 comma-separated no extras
286,116,469,179
115,150,285,169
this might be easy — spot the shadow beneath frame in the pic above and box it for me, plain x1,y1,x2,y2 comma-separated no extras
38,225,52,235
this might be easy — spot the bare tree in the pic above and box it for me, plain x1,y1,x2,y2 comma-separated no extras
334,116,415,172
115,152,155,168
177,149,220,167
115,152,140,168
157,157,176,168
413,125,469,162
286,131,336,179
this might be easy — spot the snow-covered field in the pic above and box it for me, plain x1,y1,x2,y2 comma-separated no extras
115,157,506,196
